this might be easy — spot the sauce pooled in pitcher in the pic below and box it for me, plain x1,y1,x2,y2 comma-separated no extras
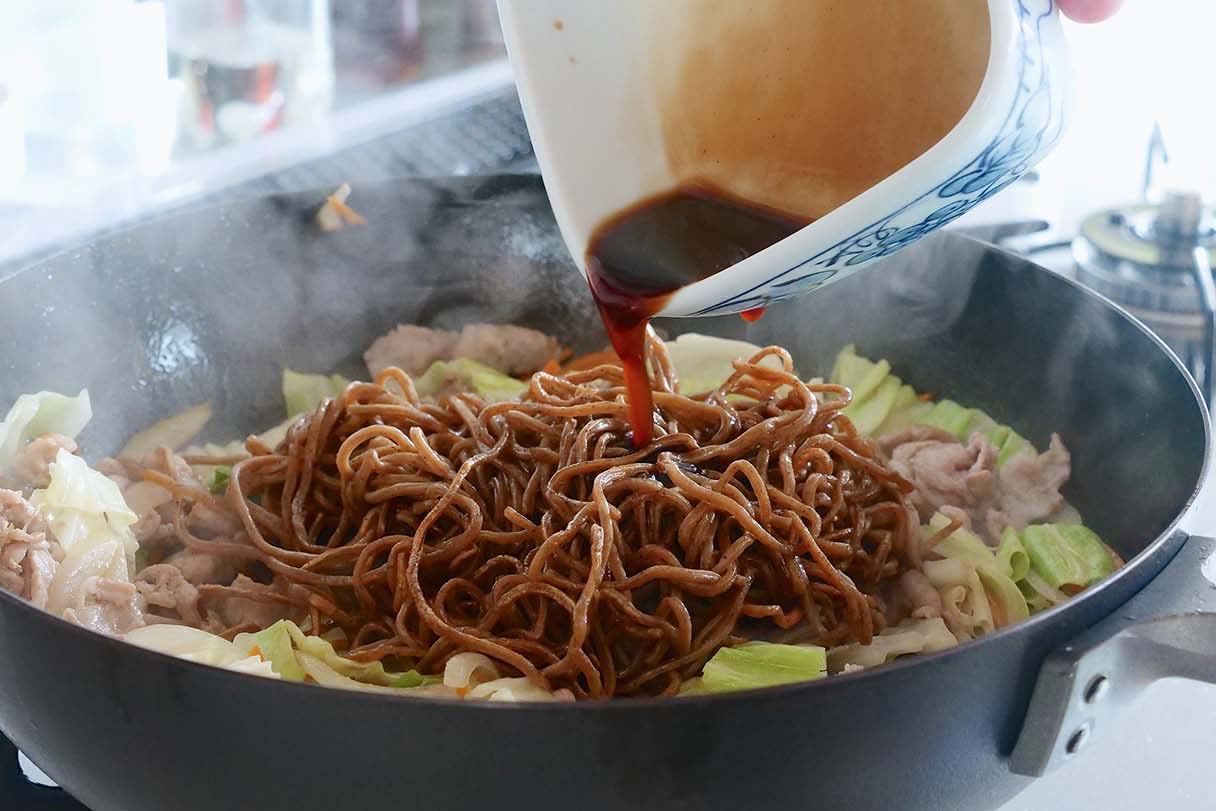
585,184,809,446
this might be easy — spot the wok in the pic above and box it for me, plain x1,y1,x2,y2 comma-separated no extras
0,175,1210,811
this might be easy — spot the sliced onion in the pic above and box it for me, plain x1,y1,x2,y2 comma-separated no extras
46,539,127,615
1022,569,1070,606
125,625,248,667
122,481,172,518
467,677,560,703
226,655,282,679
119,402,212,462
256,416,297,452
407,684,463,700
443,652,500,690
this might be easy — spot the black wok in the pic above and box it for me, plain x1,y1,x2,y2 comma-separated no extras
0,176,1210,811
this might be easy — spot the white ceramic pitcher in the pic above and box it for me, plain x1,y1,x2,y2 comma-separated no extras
498,0,1071,317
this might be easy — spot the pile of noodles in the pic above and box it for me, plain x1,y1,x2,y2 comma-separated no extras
162,332,920,698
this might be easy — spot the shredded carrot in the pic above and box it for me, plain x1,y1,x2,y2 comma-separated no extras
564,349,620,371
318,183,367,230
250,645,263,659
328,196,367,225
917,392,934,402
557,346,574,362
540,358,562,375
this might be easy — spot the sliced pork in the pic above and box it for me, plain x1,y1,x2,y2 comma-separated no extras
984,434,1072,539
0,528,57,609
207,574,306,630
63,577,145,635
0,488,47,534
881,429,1074,544
364,324,458,377
886,430,997,525
0,489,58,608
898,570,943,620
10,433,78,488
449,324,561,376
364,322,560,378
135,563,201,625
165,547,242,587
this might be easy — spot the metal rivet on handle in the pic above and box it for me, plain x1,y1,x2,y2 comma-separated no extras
1083,675,1109,704
1065,722,1093,755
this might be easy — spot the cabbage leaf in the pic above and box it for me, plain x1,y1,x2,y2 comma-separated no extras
700,641,826,693
997,526,1031,581
233,620,435,688
664,333,784,396
125,625,280,679
828,346,1035,465
412,358,526,402
924,514,1029,629
31,450,137,552
923,558,997,637
209,465,232,494
283,369,350,417
32,449,141,614
826,617,957,673
0,389,92,468
247,621,306,681
1021,524,1116,592
127,620,442,689
926,513,997,568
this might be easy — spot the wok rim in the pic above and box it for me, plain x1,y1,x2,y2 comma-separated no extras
0,186,1208,715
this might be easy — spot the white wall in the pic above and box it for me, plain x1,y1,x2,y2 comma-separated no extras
964,1,1212,232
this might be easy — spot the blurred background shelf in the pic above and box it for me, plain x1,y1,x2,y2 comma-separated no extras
0,0,536,273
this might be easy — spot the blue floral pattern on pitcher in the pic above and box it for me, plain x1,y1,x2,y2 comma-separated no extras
696,0,1065,316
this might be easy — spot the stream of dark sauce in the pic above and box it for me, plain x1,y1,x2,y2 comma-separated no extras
585,184,810,447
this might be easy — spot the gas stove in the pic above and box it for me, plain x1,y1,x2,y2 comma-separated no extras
957,192,1216,411
2,736,83,809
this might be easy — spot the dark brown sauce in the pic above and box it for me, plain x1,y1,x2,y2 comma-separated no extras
585,183,810,446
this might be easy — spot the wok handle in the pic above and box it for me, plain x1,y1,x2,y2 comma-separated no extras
1010,532,1216,776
